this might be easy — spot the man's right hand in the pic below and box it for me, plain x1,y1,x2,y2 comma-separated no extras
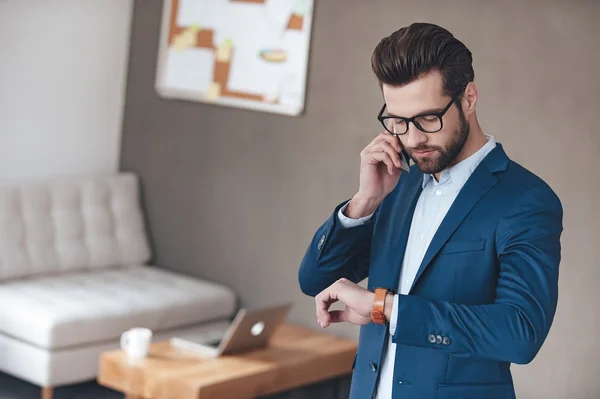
344,132,405,219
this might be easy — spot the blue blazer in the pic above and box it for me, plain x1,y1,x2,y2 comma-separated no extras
299,144,563,399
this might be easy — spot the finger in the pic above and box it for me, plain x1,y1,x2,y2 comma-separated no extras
315,294,327,325
372,132,403,153
371,141,403,168
366,139,401,167
328,309,349,325
315,291,336,326
364,149,398,175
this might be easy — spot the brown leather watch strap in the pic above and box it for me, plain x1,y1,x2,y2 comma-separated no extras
372,288,388,324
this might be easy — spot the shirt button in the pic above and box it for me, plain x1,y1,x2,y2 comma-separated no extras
420,233,426,240
435,189,443,196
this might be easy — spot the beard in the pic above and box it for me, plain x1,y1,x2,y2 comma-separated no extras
407,106,470,175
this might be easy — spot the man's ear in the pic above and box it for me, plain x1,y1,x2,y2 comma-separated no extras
462,81,478,116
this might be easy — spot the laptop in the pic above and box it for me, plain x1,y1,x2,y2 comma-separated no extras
170,303,292,358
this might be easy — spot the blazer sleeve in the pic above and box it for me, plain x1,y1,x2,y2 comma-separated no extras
390,186,563,364
298,200,376,297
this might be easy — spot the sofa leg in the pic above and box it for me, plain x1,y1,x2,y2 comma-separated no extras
41,387,54,399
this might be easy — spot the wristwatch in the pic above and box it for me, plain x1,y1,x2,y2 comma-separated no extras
371,287,395,324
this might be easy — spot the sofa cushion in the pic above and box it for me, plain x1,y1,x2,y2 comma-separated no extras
0,266,236,349
0,173,151,281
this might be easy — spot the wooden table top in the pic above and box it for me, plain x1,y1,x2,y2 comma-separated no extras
97,323,358,399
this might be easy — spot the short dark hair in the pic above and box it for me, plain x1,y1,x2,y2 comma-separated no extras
371,23,474,99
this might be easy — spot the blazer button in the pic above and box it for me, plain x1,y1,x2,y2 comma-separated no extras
442,336,452,346
317,235,325,250
369,362,378,373
427,334,436,344
436,335,443,344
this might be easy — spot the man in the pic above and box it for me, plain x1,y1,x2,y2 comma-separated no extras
298,22,563,399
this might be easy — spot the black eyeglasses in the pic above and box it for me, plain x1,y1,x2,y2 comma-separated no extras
377,90,464,136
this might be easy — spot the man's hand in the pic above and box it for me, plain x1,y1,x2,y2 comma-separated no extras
345,133,404,219
315,278,375,328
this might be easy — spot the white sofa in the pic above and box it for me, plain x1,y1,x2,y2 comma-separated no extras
0,173,236,398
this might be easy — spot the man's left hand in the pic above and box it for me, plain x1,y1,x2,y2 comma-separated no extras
315,278,374,328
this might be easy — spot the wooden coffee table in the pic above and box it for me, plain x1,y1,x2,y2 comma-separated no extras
97,323,357,399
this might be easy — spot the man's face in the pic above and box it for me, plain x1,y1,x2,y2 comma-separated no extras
382,71,469,175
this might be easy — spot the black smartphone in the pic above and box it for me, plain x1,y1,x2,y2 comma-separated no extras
399,147,411,173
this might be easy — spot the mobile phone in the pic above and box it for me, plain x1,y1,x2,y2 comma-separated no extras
399,147,411,173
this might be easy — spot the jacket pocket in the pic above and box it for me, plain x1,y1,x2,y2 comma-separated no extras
439,239,486,254
436,382,514,399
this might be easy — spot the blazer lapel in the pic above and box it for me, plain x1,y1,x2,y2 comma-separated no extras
408,143,509,293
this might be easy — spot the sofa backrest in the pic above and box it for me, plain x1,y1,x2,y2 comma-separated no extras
0,173,151,282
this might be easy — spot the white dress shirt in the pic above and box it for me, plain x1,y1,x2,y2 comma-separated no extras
338,135,497,398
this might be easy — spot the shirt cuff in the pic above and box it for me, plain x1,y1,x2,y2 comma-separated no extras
337,201,375,228
389,294,399,335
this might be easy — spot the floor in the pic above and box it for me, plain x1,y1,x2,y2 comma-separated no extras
0,371,351,399
0,372,120,399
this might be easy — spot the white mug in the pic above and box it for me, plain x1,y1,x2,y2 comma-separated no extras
120,327,152,359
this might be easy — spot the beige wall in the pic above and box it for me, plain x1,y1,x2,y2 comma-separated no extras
0,0,133,179
121,1,600,398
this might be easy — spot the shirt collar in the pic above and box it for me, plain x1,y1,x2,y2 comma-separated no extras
422,135,497,189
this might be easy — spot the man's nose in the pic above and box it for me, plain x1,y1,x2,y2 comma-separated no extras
406,123,428,149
